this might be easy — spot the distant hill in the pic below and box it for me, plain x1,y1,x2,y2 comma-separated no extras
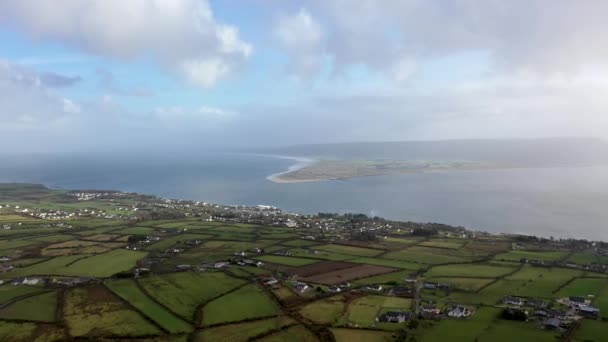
270,138,608,167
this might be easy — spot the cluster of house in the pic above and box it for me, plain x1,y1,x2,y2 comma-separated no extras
8,276,98,287
67,191,123,201
502,294,601,331
125,235,161,251
328,282,351,293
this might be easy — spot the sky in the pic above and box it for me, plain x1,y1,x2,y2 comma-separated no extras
1,0,608,153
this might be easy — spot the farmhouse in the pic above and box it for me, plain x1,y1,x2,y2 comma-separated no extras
365,284,383,292
525,297,547,309
503,296,523,306
543,318,561,331
214,261,230,269
390,286,414,297
447,305,472,318
294,282,310,293
376,311,412,323
547,309,567,320
578,306,600,318
263,277,278,286
421,304,441,315
328,285,342,293
569,296,589,307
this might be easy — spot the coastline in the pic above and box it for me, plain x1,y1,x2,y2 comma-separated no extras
264,155,318,183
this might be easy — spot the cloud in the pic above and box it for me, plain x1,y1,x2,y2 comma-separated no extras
0,60,81,132
275,8,325,80
0,0,252,88
275,1,608,81
39,72,82,88
96,68,153,97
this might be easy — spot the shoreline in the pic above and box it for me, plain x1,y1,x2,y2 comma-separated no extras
264,155,318,183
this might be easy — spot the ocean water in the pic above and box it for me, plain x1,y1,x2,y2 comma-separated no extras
1,153,607,241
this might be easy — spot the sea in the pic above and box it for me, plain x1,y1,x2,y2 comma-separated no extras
1,152,607,241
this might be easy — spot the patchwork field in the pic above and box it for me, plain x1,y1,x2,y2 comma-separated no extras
64,286,161,337
201,284,280,326
296,263,397,285
139,271,246,321
0,184,606,341
105,279,193,333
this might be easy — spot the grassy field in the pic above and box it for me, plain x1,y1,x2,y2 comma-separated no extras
64,286,161,337
201,284,280,326
139,271,246,320
0,290,57,322
195,317,295,342
426,277,495,291
281,239,320,247
493,250,568,262
0,284,46,303
383,246,473,264
419,307,501,342
257,324,318,342
331,328,394,342
105,279,193,333
353,269,413,285
0,321,38,341
593,284,608,319
424,264,516,278
61,249,147,277
341,295,412,328
316,244,383,257
418,239,466,249
299,295,346,325
573,320,608,342
255,255,319,266
476,320,559,342
147,233,213,251
347,257,423,270
556,277,607,298
1,184,607,341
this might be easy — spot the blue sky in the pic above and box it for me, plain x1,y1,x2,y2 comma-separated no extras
1,0,608,153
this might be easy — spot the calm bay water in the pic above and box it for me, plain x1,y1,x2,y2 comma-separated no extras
1,153,607,241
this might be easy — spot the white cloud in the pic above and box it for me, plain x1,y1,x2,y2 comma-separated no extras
273,0,608,80
0,0,252,88
178,58,231,89
275,8,325,79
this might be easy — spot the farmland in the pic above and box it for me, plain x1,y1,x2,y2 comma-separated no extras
0,183,606,341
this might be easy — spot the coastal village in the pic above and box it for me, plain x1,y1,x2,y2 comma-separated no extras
0,184,606,341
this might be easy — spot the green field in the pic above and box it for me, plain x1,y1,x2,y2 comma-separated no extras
573,320,608,342
556,277,607,298
424,264,516,278
1,183,606,341
64,286,161,337
493,250,568,262
476,320,559,342
332,328,394,342
61,249,147,277
341,295,412,328
0,284,46,303
420,307,501,342
255,255,319,266
257,324,318,342
201,284,280,326
348,257,423,270
426,277,495,291
0,290,57,322
316,244,383,257
383,246,473,264
300,294,346,325
195,316,295,342
105,279,192,333
139,271,246,320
